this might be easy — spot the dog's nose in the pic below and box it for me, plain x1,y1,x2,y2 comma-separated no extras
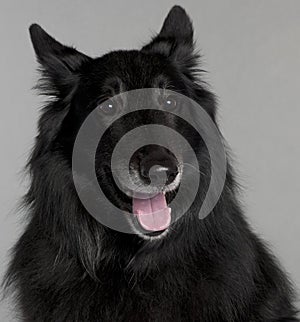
140,155,179,185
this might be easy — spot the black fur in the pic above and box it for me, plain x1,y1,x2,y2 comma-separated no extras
4,6,299,321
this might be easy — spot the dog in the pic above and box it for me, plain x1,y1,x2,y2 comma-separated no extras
4,6,298,321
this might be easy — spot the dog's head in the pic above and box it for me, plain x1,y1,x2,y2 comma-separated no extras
29,6,217,241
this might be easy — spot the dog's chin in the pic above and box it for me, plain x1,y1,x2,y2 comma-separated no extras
129,223,170,241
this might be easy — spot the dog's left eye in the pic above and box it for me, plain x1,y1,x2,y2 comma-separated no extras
159,94,177,109
97,99,116,115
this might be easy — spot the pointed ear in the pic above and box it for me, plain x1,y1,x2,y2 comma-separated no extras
158,5,193,44
142,6,195,63
29,24,91,98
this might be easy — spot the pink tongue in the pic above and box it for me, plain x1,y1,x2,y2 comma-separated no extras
133,193,171,232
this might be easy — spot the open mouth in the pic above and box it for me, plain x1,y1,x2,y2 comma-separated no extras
127,184,180,239
111,175,180,239
96,143,183,239
133,192,171,232
107,145,182,238
111,145,182,238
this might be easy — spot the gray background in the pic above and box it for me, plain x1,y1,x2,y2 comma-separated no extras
1,0,299,319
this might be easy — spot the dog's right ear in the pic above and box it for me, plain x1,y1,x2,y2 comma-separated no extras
29,24,91,98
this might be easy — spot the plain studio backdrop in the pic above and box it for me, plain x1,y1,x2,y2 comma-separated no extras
0,0,299,319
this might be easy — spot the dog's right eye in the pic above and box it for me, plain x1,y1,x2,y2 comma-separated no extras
97,99,116,115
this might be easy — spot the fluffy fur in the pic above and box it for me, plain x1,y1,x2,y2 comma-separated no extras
4,6,299,321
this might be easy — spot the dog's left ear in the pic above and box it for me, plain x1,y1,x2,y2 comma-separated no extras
157,5,193,45
142,6,196,68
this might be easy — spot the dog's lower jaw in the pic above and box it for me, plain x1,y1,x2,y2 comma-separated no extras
127,219,170,240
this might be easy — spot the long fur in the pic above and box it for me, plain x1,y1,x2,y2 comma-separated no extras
3,6,299,321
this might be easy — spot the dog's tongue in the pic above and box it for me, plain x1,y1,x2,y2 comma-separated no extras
133,193,171,231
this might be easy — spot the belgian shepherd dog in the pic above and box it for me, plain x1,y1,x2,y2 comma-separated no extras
4,5,298,321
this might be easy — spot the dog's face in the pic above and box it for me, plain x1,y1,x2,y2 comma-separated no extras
30,6,216,240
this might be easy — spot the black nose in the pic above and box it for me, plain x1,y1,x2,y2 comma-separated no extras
139,147,179,186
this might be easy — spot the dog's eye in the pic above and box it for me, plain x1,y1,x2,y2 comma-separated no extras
159,94,177,109
97,99,116,115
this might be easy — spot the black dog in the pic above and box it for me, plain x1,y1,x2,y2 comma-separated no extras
4,6,299,321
